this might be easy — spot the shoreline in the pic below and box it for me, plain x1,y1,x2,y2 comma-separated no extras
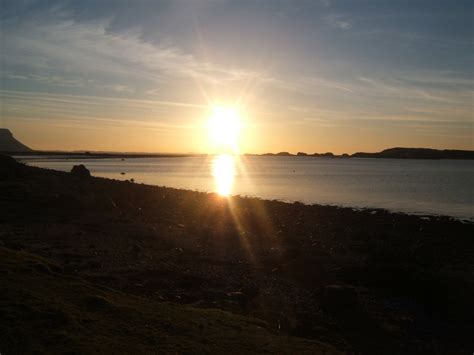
20,156,474,222
5,145,474,160
1,155,473,353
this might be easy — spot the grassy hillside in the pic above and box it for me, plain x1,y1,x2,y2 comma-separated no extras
0,246,335,354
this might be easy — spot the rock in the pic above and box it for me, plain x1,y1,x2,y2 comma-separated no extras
70,164,90,178
320,285,358,311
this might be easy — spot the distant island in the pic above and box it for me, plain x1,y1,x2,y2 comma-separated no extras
258,147,474,160
1,128,473,159
351,147,474,160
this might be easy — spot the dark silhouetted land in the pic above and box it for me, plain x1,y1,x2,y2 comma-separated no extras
0,128,32,152
1,155,473,353
352,147,474,160
258,148,474,159
2,128,472,159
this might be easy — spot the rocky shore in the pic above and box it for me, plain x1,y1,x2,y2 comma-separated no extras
1,155,473,354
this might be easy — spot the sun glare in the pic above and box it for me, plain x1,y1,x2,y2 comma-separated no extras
212,154,236,196
207,105,241,196
208,106,241,152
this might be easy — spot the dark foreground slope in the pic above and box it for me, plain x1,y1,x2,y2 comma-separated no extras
0,247,330,354
1,156,473,354
0,157,335,354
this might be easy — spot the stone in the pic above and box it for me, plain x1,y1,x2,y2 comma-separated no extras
71,164,91,178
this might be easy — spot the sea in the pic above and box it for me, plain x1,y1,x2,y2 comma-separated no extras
19,155,474,221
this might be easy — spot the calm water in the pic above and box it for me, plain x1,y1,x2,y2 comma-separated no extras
21,155,474,220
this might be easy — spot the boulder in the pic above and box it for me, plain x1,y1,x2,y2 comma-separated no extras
71,164,91,178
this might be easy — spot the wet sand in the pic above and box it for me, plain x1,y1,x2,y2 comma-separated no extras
1,155,473,354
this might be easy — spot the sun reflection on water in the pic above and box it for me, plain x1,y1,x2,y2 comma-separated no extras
212,154,236,196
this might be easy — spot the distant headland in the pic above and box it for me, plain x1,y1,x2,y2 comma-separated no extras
351,147,474,160
1,128,473,159
257,148,474,160
0,128,32,152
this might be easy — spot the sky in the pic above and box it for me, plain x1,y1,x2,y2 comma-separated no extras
0,0,473,154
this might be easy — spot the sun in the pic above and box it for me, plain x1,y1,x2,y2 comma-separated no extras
212,154,236,196
207,105,241,152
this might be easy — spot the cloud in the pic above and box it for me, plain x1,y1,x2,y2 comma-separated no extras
2,70,138,94
0,89,207,113
358,76,400,93
264,75,355,96
0,88,212,149
325,14,353,30
356,72,473,106
0,16,258,98
100,85,135,94
1,3,472,150
260,68,472,133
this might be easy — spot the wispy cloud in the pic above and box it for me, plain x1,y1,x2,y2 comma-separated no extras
0,17,258,97
325,14,353,30
100,85,135,94
264,75,355,96
0,89,207,113
1,71,137,94
356,72,473,105
0,89,208,134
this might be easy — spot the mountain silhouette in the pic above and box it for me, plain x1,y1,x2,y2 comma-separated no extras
0,128,32,152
